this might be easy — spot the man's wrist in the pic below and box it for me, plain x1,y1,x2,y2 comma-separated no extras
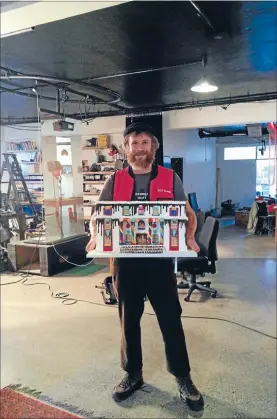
186,234,195,239
186,236,196,243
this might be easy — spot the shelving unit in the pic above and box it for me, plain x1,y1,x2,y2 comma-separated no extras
82,170,111,205
98,161,115,166
8,149,39,153
81,134,124,227
82,147,109,150
83,171,114,175
6,140,39,152
20,161,40,165
83,181,106,185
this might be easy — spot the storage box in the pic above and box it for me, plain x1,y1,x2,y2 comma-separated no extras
97,134,109,148
235,211,249,227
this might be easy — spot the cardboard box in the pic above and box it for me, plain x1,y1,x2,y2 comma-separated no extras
97,134,109,148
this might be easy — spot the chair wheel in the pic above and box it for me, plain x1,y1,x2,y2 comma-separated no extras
184,296,190,302
211,292,217,298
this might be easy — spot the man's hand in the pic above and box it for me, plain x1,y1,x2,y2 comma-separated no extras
86,236,96,252
86,212,97,253
186,236,200,253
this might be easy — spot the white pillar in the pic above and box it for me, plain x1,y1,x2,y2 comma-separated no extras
42,135,84,242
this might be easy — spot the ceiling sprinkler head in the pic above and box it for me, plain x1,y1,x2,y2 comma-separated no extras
213,33,224,40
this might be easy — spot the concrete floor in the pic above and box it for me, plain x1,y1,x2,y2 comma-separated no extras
1,226,276,418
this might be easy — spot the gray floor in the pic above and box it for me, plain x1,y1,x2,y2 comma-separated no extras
1,226,276,418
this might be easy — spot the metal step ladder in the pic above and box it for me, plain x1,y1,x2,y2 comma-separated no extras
0,153,39,220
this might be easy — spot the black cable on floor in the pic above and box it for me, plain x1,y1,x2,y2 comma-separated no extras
1,274,276,341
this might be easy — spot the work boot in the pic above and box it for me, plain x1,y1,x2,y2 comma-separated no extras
112,373,144,402
176,374,204,411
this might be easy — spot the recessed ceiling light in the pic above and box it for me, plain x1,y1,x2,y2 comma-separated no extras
191,77,218,93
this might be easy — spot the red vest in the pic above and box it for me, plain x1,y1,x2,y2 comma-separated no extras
113,165,174,201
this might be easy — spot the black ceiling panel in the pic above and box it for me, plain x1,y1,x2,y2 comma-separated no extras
1,1,276,124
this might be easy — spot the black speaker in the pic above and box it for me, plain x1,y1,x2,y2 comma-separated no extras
125,115,164,166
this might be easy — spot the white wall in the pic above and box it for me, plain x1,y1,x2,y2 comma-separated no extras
163,129,216,211
1,1,130,36
216,143,256,207
163,100,277,130
41,116,125,137
42,116,126,166
1,124,42,186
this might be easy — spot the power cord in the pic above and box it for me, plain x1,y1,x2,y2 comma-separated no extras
51,236,95,267
1,269,276,341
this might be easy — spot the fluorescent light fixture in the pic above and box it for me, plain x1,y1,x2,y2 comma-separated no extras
191,77,218,93
1,27,35,39
233,133,246,136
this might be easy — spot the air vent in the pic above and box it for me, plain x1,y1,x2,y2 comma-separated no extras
246,124,262,137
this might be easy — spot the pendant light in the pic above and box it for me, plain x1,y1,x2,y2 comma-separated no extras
191,77,218,93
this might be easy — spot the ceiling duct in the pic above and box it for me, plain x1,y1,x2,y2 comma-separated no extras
199,125,268,139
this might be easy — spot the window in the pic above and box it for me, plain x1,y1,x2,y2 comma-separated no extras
256,145,276,160
224,146,256,160
256,148,276,197
223,144,276,197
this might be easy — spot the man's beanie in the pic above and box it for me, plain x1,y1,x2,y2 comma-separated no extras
123,122,156,138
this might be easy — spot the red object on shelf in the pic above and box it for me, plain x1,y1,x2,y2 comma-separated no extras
108,144,119,156
68,207,77,222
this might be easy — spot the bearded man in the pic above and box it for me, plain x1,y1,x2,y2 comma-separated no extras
86,122,204,412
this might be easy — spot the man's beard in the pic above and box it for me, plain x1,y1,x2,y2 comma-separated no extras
126,149,155,169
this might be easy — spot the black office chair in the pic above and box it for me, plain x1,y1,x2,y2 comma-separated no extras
255,201,275,236
178,210,205,283
195,210,206,243
177,216,219,302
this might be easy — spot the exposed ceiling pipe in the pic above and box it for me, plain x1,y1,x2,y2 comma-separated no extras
66,92,277,119
40,108,83,121
189,1,216,31
0,68,122,104
56,88,61,113
2,92,277,125
0,84,122,107
87,57,204,82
